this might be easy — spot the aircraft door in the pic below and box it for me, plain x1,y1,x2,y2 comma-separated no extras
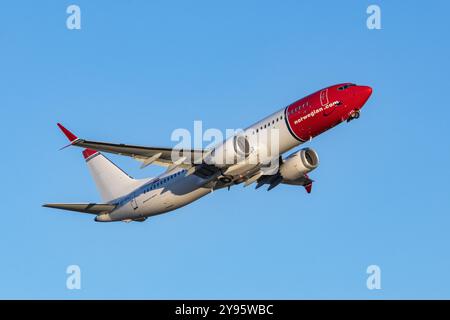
320,89,329,106
321,88,336,116
130,193,139,210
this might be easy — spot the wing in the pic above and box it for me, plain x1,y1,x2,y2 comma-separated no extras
72,139,205,167
57,123,207,168
241,160,313,192
43,203,116,214
253,173,313,192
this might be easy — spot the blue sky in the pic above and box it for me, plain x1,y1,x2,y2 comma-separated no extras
1,0,449,299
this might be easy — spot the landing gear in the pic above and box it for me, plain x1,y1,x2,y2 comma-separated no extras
347,110,360,122
219,175,234,191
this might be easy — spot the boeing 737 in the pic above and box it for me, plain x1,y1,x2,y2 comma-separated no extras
44,83,373,222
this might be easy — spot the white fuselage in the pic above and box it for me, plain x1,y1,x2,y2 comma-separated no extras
105,169,212,221
102,108,302,222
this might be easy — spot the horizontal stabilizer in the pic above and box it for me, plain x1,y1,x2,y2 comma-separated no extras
43,203,116,215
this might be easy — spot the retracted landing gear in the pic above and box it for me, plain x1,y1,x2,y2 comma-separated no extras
219,176,233,184
347,110,360,122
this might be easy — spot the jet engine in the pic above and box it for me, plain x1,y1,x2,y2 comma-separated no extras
280,148,319,181
205,134,251,168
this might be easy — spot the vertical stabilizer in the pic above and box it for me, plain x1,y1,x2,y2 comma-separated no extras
83,149,137,202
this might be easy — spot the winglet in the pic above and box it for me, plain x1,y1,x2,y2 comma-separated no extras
304,183,312,194
56,123,97,159
303,174,313,194
57,123,78,142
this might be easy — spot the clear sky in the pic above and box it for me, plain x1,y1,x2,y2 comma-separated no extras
1,0,449,299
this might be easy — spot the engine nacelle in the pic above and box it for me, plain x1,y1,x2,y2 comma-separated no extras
280,148,319,181
205,134,251,168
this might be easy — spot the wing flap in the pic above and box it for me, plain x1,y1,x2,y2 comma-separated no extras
43,203,116,215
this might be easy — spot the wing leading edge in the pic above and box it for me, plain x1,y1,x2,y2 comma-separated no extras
57,123,206,168
72,139,205,167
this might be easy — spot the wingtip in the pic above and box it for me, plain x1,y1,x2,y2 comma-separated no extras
57,123,78,142
304,183,312,194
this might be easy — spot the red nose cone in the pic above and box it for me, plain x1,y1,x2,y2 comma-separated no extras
355,85,373,108
362,85,373,98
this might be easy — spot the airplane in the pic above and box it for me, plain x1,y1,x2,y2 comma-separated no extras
43,83,372,222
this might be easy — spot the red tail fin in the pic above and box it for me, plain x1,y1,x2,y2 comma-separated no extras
82,148,98,160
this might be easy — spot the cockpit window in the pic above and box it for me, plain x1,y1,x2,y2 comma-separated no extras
337,84,356,91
